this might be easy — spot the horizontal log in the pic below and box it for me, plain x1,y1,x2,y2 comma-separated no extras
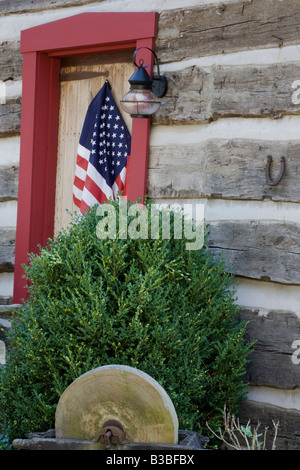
147,139,300,203
0,295,13,305
3,219,300,283
0,165,19,201
0,41,22,136
0,41,23,82
0,228,16,273
238,400,300,450
239,309,300,389
5,216,299,283
0,99,21,136
157,0,300,64
209,63,300,121
4,61,300,134
207,221,300,285
153,66,208,125
153,63,300,125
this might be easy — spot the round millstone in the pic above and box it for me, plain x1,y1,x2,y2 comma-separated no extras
55,365,178,444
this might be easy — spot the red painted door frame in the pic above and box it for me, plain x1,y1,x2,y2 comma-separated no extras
13,12,157,303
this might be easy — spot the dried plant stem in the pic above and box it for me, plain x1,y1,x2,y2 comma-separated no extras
206,405,280,450
262,425,269,450
272,420,279,450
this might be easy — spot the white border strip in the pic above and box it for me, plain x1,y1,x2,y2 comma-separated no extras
153,198,300,225
150,117,300,146
248,386,300,411
236,278,300,317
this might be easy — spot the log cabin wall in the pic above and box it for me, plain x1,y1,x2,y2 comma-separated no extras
1,0,300,449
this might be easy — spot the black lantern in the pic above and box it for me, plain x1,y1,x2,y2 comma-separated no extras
120,47,168,118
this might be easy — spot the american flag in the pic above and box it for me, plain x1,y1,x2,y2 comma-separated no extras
73,80,131,213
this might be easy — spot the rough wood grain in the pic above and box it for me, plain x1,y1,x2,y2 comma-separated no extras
153,66,209,125
0,41,22,135
157,0,300,63
0,99,21,136
209,63,300,121
0,296,12,305
0,165,19,201
0,41,23,82
4,61,300,134
0,228,15,273
148,139,300,202
153,63,300,125
238,400,300,450
239,309,300,389
207,221,300,285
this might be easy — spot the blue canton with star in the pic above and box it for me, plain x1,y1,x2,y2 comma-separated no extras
79,80,131,188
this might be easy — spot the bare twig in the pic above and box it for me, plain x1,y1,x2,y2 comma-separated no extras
206,421,238,450
206,405,279,450
262,426,269,450
272,420,279,450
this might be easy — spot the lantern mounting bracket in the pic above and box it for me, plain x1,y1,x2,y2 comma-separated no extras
133,47,168,98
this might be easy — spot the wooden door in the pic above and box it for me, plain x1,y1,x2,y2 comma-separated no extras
54,51,134,235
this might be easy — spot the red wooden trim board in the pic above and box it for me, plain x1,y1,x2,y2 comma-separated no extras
13,12,157,303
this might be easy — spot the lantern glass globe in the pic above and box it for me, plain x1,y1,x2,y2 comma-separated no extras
121,88,161,117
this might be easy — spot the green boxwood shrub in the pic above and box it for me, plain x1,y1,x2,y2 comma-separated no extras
0,200,253,442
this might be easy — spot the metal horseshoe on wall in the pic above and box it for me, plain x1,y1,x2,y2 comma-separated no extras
265,155,286,186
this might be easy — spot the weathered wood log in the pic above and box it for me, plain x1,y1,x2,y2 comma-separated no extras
0,228,15,273
153,63,300,125
0,99,21,136
3,60,300,134
209,63,300,121
238,400,300,450
3,219,300,284
148,139,300,202
153,66,209,124
0,41,23,82
0,295,13,305
0,165,19,201
157,0,300,63
207,221,300,285
239,309,300,389
0,41,22,136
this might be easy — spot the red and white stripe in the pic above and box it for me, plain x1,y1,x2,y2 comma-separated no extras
73,144,126,214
